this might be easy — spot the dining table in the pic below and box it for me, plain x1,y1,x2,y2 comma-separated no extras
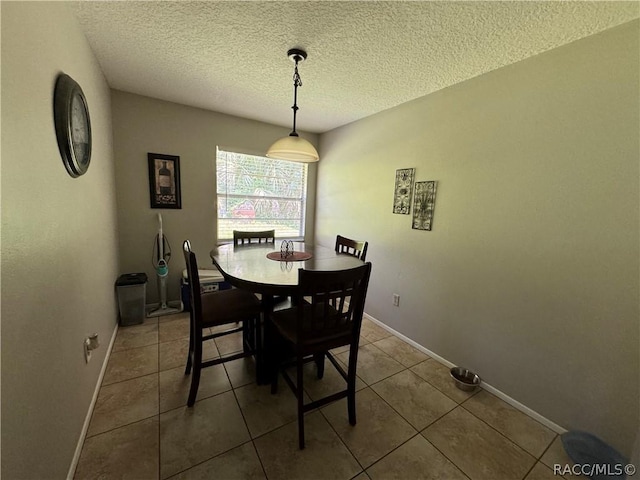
210,241,366,383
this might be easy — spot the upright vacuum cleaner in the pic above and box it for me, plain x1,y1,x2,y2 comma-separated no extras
147,213,183,317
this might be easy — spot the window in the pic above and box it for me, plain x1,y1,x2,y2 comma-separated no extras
216,148,308,241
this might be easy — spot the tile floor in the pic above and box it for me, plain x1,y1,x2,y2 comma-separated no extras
74,313,573,480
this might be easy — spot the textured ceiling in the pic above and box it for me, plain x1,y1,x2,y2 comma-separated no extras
70,1,639,134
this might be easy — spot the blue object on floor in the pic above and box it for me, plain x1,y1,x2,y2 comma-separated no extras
561,431,628,480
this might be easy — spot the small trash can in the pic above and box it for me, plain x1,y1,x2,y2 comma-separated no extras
115,273,148,326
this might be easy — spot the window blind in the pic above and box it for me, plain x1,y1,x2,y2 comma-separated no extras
216,149,308,241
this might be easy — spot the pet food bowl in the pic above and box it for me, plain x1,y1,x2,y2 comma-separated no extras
450,367,481,392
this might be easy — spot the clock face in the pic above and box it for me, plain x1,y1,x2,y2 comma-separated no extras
54,74,92,177
70,93,90,167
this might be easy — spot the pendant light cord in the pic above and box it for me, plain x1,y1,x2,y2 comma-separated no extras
265,48,318,162
290,58,302,137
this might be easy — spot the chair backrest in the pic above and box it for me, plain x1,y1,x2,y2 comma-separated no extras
335,235,368,262
183,240,203,322
294,263,372,348
233,229,276,246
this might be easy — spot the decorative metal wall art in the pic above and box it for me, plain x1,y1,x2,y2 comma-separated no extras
412,181,437,231
392,168,415,214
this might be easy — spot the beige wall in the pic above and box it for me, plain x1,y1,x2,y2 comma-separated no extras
316,20,639,456
1,2,119,478
111,91,318,304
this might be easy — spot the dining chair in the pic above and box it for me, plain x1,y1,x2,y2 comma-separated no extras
335,234,368,262
233,229,276,246
183,240,262,407
233,229,288,309
269,262,372,449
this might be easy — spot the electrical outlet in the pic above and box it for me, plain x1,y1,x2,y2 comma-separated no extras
84,333,99,363
392,294,400,307
84,341,92,363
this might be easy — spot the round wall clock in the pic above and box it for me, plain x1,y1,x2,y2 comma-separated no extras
53,73,92,177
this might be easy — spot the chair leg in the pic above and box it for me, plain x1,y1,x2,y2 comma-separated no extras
297,354,305,449
347,349,357,425
347,383,356,426
185,314,195,375
187,337,203,407
185,348,193,375
243,319,251,353
314,352,325,379
263,304,277,386
254,314,264,385
270,321,280,394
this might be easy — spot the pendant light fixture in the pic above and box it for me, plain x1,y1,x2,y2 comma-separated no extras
266,48,319,163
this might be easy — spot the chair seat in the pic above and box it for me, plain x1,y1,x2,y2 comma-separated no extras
269,262,372,449
201,288,261,328
271,304,352,352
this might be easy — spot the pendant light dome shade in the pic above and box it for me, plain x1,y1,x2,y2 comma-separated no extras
267,48,319,163
266,134,319,162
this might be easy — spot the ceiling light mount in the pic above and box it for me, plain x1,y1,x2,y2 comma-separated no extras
287,48,307,64
266,48,319,163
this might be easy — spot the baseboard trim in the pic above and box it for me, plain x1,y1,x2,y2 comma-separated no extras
67,322,119,480
364,312,567,435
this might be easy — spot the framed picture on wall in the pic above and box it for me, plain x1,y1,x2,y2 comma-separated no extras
412,181,437,231
148,153,182,209
392,168,415,214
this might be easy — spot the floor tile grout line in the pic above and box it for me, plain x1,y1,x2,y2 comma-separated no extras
390,383,477,477
360,352,478,405
458,402,552,461
361,430,470,480
360,340,406,367
418,431,473,480
366,374,456,435
165,438,257,479
536,440,569,480
249,439,269,480
247,335,472,474
359,385,438,474
82,414,161,443
272,353,367,475
94,370,159,387
425,403,540,479
304,348,423,475
520,460,538,480
160,382,256,478
408,358,481,405
248,413,298,443
222,350,270,479
538,433,561,461
102,344,160,387
368,339,431,370
85,383,161,439
362,431,421,474
112,335,159,353
87,319,555,479
229,374,260,446
360,350,543,477
235,394,364,477
317,400,367,474
336,349,408,387
459,387,558,438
